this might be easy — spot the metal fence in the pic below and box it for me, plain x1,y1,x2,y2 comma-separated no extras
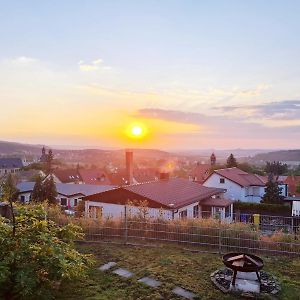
59,211,300,257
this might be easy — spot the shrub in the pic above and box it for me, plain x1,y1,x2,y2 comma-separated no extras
0,204,93,300
234,201,290,215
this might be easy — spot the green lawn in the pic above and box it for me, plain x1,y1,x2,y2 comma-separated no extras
56,242,300,300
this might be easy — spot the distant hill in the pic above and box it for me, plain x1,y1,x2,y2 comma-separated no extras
176,148,270,158
0,141,176,167
0,141,42,156
251,150,300,163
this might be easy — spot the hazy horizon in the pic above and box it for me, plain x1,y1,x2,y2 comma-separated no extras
1,1,300,149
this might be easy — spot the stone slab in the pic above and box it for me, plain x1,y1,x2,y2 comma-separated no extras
230,279,260,294
236,271,259,281
172,287,196,299
98,262,117,271
112,268,133,278
138,277,161,288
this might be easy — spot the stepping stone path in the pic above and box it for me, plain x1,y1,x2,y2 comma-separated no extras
98,262,117,271
172,286,196,300
99,261,198,299
138,277,161,288
112,268,134,278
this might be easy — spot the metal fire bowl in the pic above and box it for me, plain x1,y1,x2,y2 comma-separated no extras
222,252,264,273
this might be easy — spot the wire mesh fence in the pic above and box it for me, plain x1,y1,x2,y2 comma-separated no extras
53,209,300,257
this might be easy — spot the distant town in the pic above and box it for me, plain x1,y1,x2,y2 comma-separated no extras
0,140,299,220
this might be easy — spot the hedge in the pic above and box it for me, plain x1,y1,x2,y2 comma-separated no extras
233,201,291,216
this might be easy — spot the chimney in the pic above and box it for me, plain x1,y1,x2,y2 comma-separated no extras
160,172,170,180
125,150,133,185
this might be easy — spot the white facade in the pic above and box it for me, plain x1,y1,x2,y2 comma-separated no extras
85,200,233,221
292,200,300,216
18,191,82,208
85,201,173,220
19,191,32,203
203,173,264,203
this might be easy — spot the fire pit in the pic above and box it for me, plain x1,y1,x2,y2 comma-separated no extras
222,253,264,286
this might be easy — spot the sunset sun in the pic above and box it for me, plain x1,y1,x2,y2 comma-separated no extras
131,125,143,136
125,123,148,140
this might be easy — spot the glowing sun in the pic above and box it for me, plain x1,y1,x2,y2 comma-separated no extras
125,123,148,140
131,125,143,136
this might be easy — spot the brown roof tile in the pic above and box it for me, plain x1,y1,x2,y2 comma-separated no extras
212,167,265,187
123,177,224,209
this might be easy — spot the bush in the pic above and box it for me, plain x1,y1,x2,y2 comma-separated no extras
0,204,93,300
234,201,290,215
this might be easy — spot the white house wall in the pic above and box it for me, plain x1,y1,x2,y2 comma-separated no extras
173,202,200,219
203,173,264,203
292,201,300,216
85,201,173,220
204,173,244,201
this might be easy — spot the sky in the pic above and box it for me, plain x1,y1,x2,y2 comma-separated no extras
0,0,300,150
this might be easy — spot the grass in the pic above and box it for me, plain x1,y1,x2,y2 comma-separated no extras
55,242,300,300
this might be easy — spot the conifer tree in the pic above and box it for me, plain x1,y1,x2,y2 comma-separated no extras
226,153,238,168
46,149,54,174
43,175,58,204
261,173,284,204
31,175,45,202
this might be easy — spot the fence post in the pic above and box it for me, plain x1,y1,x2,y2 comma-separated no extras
124,205,128,244
219,227,222,255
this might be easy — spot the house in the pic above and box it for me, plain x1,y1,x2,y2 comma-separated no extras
17,181,115,209
284,196,300,216
189,163,211,183
107,151,160,186
49,169,83,184
0,158,24,176
83,175,233,221
48,168,112,185
284,176,300,197
189,153,216,183
108,168,159,186
204,167,266,203
78,169,111,185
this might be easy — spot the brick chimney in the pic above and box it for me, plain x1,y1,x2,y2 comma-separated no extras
159,172,170,180
125,150,133,185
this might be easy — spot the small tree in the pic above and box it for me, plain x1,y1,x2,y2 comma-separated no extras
261,173,284,204
1,174,19,236
32,175,45,202
0,204,93,299
226,153,238,168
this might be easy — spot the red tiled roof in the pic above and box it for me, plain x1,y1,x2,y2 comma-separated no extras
123,177,225,209
107,168,159,186
190,164,211,183
201,197,233,207
79,169,111,185
284,176,300,196
53,169,82,183
212,167,265,187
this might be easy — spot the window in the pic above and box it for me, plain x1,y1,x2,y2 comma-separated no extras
193,205,199,218
20,195,25,203
74,199,78,207
179,210,187,219
89,206,103,219
220,178,225,184
60,198,67,206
